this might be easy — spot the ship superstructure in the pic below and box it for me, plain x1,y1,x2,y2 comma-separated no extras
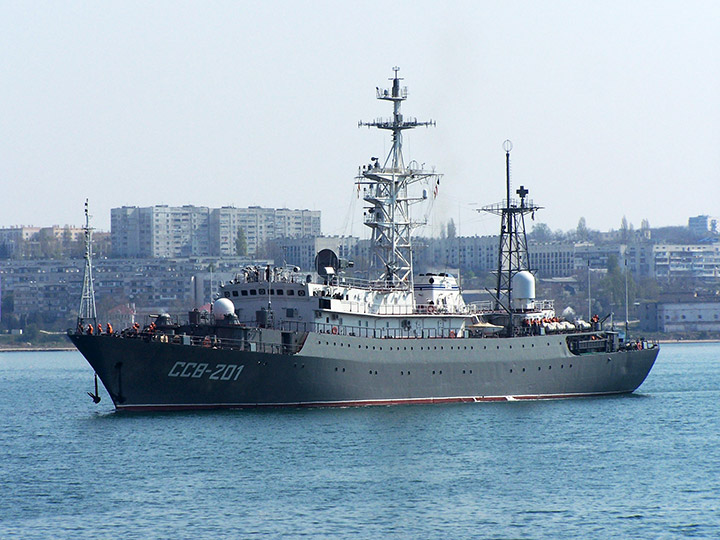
68,68,659,411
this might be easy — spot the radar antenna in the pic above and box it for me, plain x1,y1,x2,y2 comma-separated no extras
480,141,542,334
356,67,441,290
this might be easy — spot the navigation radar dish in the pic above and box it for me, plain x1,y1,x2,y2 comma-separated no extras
316,249,339,277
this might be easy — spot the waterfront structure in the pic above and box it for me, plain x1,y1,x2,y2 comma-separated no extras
641,300,720,333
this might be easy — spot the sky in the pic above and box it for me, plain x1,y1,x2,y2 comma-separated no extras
1,1,719,240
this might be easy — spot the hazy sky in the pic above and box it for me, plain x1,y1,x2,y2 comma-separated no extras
2,1,719,240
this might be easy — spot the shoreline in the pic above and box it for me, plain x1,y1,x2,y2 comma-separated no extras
657,339,720,344
0,347,76,352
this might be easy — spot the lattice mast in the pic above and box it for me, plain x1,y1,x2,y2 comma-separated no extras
77,199,97,328
356,67,441,290
481,141,541,331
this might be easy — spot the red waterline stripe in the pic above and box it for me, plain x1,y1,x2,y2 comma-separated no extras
116,391,626,412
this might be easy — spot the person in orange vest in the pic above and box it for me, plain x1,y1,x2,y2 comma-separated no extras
106,323,113,335
97,323,103,334
87,323,94,335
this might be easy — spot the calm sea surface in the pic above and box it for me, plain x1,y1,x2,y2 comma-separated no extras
0,344,718,539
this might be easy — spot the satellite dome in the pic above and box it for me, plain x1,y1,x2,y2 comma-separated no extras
213,297,235,318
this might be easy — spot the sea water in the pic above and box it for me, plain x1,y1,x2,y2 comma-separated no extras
0,343,718,539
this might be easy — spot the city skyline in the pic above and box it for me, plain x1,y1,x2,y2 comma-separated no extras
2,2,719,238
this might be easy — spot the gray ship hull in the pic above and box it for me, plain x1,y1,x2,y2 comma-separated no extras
69,331,658,411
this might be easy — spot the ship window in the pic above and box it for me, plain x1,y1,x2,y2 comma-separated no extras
232,290,239,297
286,309,295,318
259,289,266,295
287,290,295,296
250,290,257,296
277,289,284,296
224,292,231,298
270,289,275,295
241,290,248,296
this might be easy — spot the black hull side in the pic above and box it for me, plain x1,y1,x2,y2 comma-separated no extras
68,333,659,410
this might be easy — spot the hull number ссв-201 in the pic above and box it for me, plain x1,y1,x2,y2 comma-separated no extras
168,362,244,381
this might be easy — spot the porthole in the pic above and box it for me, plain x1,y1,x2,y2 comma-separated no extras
439,370,442,375
469,370,472,374
538,366,541,371
509,369,513,373
522,368,526,372
548,366,552,370
463,370,466,374
432,370,436,375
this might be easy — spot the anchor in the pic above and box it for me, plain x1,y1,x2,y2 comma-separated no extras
87,372,101,404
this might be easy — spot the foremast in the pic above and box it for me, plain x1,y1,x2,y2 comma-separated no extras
357,67,441,292
482,141,542,334
77,199,97,328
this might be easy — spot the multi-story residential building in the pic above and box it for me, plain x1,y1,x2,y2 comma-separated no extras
112,205,321,258
413,236,575,278
0,257,270,323
652,243,720,281
688,215,717,237
111,205,211,258
0,225,84,258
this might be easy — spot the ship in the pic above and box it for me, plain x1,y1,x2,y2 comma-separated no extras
69,68,659,411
